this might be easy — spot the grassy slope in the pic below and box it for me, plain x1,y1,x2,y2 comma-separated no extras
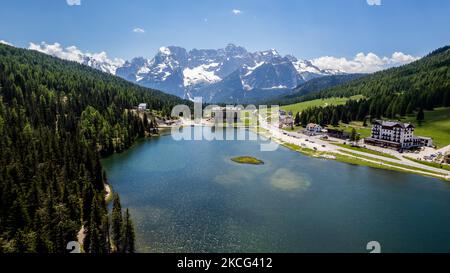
281,95,363,114
326,121,372,138
400,107,450,148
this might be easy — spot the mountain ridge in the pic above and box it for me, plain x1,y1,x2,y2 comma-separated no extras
267,73,367,106
114,44,344,102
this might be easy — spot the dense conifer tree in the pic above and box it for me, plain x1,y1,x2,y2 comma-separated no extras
122,209,136,254
294,112,301,126
417,108,425,125
111,194,123,252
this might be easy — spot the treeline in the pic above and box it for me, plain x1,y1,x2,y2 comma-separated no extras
0,44,188,253
297,99,369,126
291,46,450,125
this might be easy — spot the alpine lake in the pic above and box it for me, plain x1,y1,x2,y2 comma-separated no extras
101,126,450,253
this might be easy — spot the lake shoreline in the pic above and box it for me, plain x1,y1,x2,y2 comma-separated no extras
121,122,450,181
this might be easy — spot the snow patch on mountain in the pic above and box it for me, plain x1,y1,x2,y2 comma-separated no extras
243,61,265,76
292,60,322,74
159,46,171,55
183,63,222,87
265,85,288,89
137,66,150,75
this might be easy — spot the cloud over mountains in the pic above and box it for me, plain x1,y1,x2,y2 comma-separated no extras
311,52,418,73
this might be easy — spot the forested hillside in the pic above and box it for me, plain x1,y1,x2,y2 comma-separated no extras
294,46,450,125
0,44,188,253
269,73,365,106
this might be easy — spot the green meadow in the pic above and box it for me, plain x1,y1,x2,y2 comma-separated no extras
281,95,364,114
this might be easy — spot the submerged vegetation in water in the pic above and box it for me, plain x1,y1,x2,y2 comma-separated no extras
231,156,264,165
270,168,311,191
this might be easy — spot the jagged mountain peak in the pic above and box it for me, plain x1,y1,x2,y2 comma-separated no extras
158,46,186,55
123,56,147,67
260,48,280,56
225,43,247,53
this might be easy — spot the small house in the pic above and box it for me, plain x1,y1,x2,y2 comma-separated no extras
279,110,287,116
278,110,294,128
306,123,323,134
279,116,294,129
138,103,148,111
415,136,433,148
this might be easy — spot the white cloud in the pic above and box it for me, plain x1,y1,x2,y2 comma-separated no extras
0,40,12,46
232,9,242,15
367,0,381,6
29,42,82,62
29,42,124,74
133,28,145,33
311,52,420,74
66,0,81,6
390,52,417,63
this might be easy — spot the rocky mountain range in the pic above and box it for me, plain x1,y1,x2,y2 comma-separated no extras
114,44,343,103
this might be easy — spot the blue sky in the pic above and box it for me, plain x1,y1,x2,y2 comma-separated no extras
1,0,449,67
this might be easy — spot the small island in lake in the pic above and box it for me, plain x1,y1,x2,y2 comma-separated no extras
231,156,264,165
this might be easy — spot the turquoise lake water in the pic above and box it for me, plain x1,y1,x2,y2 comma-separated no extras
101,127,450,253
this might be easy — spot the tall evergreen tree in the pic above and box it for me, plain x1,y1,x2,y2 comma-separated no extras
417,108,425,125
111,194,123,252
294,112,301,126
88,226,101,254
331,109,339,126
122,209,136,254
350,128,357,142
